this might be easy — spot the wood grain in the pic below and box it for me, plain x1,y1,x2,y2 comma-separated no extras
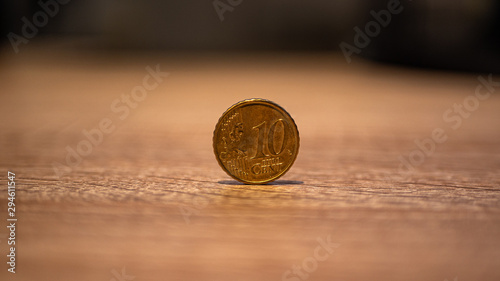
0,47,499,281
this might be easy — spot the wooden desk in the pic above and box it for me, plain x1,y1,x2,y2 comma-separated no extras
1,48,499,281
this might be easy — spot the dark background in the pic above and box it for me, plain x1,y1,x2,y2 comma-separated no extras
2,0,500,72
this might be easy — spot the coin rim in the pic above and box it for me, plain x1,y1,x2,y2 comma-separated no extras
213,98,300,184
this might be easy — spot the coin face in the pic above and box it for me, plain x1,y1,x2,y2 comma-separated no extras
213,99,299,184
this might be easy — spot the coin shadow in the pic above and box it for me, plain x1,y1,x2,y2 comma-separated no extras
218,180,303,186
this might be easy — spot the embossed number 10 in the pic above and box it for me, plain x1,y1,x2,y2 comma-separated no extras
252,119,287,159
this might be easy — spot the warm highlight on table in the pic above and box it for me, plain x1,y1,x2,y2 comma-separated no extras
1,48,499,281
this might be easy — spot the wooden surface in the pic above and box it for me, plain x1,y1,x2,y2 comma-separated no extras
1,47,500,281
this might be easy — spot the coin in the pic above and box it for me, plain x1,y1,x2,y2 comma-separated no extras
213,98,299,184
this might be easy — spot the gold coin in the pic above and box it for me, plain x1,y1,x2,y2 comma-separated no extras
213,98,299,184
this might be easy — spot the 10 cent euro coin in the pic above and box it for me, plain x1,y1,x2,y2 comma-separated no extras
213,99,299,184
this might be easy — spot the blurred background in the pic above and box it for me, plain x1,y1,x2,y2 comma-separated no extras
1,0,500,72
